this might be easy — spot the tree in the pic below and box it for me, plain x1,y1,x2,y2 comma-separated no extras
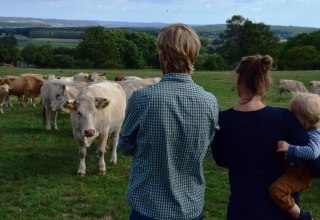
77,26,159,69
195,54,228,70
122,31,158,68
218,15,278,67
0,34,19,64
278,31,320,70
280,46,320,70
77,26,124,68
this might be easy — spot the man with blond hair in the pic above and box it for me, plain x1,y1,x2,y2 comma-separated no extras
119,23,219,220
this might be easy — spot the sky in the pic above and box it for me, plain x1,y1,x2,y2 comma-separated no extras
1,0,320,28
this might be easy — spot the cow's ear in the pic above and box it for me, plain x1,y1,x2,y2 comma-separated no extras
95,97,110,109
61,99,75,113
62,84,69,94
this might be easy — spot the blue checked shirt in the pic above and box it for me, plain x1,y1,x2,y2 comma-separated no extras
118,73,219,219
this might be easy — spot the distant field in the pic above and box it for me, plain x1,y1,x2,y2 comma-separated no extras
16,36,80,48
0,67,320,219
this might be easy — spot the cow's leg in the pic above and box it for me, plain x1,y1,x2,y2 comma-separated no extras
20,95,27,108
44,106,51,130
97,131,109,175
0,105,3,114
110,129,120,165
53,111,58,130
5,95,12,107
78,146,87,176
31,97,36,108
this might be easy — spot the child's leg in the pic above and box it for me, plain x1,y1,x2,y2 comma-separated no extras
269,164,313,219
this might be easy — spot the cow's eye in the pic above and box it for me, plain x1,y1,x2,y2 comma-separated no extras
77,111,81,117
55,94,60,99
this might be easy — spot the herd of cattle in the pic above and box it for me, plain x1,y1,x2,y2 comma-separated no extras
0,74,318,175
0,72,161,175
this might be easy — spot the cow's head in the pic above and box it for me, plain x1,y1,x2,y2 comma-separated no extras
50,84,70,112
0,84,10,94
61,95,110,137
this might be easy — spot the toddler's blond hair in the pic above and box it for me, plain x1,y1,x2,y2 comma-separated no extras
290,92,320,130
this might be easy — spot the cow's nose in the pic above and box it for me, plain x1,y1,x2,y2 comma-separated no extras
84,129,95,137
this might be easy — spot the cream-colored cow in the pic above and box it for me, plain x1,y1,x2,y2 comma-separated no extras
116,77,161,102
309,81,320,94
61,81,126,176
278,79,307,98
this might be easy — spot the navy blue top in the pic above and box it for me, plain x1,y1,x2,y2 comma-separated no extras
211,106,308,220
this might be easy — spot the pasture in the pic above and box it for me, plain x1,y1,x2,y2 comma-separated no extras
16,36,80,48
0,67,320,219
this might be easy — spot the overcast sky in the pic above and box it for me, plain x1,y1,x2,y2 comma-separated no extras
1,0,320,28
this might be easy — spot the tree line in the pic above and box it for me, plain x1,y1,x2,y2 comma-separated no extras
0,15,320,70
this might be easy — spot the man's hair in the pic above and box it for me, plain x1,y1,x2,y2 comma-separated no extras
157,23,201,74
290,92,320,130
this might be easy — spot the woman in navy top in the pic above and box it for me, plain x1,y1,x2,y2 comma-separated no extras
211,55,308,220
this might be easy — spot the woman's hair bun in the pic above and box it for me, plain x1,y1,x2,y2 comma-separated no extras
260,55,273,70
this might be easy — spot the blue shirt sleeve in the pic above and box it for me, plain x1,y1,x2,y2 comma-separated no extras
287,129,320,160
118,94,141,156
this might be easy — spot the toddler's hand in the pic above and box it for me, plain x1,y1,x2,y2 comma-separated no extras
276,140,289,152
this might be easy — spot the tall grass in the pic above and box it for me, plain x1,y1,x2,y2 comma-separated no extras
0,67,319,219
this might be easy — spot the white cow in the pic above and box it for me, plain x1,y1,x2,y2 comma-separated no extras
41,77,86,130
278,79,307,98
115,77,161,102
61,81,126,176
114,75,143,81
73,72,107,83
0,84,10,114
309,81,320,94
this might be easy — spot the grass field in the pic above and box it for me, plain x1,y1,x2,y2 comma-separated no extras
16,36,80,49
0,67,320,219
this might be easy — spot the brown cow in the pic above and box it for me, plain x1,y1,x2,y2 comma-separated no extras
1,75,44,107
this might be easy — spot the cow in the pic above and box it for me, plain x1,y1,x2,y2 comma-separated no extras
0,75,19,107
0,84,10,114
278,79,307,98
115,77,161,102
41,77,86,130
15,75,45,107
20,73,45,82
309,81,320,94
114,75,143,81
60,81,126,176
73,72,107,83
50,82,88,113
43,74,74,82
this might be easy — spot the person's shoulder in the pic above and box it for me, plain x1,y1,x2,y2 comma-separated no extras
263,105,290,115
131,83,158,98
218,108,234,117
203,90,218,101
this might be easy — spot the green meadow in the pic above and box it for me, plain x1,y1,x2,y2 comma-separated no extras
0,67,319,219
16,36,80,49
